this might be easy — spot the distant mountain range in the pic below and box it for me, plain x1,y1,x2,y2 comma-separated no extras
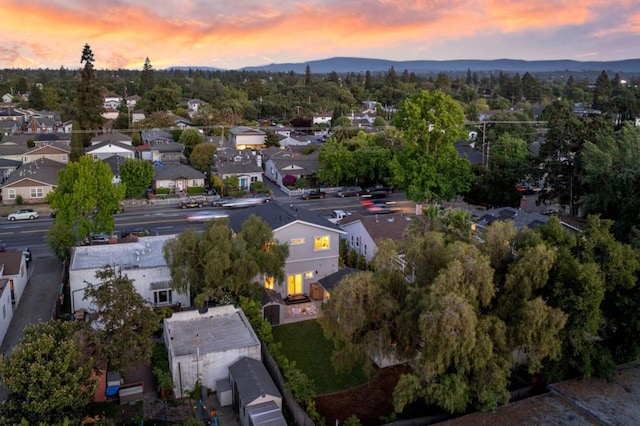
169,57,640,74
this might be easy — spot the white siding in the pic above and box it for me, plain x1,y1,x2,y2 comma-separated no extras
0,284,14,346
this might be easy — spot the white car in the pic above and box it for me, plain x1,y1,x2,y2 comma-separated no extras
8,209,39,221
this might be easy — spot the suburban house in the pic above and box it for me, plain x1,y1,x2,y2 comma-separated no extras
0,273,14,350
68,234,191,315
101,155,129,185
313,112,333,125
141,129,173,145
0,251,28,308
163,306,261,398
90,132,133,146
228,127,266,150
263,150,319,187
275,133,311,148
32,133,71,148
0,135,37,162
339,212,412,263
22,144,70,165
85,140,136,161
136,142,185,163
228,357,286,426
214,148,263,191
25,116,57,133
0,158,21,184
0,158,65,204
1,94,14,103
228,202,344,325
152,163,205,193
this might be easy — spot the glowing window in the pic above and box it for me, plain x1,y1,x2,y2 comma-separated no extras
314,236,330,250
304,271,314,279
290,238,305,245
264,276,274,289
287,274,302,295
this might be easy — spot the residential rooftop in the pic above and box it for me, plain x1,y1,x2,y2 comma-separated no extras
164,305,260,357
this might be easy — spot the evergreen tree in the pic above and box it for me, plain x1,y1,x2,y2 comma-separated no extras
304,64,312,86
74,44,104,150
141,57,155,93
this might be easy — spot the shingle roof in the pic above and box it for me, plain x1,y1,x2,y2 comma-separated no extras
85,140,135,153
141,129,173,143
228,202,344,233
91,132,132,144
341,212,412,242
153,163,204,180
229,126,265,136
269,151,319,176
24,144,70,155
229,357,281,403
1,158,64,187
101,155,129,175
0,251,24,276
318,268,361,292
473,207,549,230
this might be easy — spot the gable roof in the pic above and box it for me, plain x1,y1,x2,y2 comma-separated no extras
268,151,319,176
101,155,129,175
318,268,361,292
91,132,132,144
1,158,65,187
473,207,549,230
85,140,135,153
141,129,173,143
24,144,70,156
141,141,185,153
153,163,204,180
229,357,281,402
229,126,265,136
0,251,23,276
228,202,344,234
341,212,412,242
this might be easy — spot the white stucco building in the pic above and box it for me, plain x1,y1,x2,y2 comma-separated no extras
68,235,191,314
163,305,261,398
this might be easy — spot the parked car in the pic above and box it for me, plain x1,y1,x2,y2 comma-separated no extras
301,189,327,200
82,232,116,246
120,228,159,238
178,195,208,209
335,186,363,197
212,196,236,207
8,209,39,221
362,184,392,199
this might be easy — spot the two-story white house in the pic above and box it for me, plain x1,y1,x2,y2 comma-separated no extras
68,235,191,315
228,127,266,150
85,140,136,161
228,203,344,325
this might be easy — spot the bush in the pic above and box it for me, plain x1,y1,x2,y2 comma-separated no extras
155,188,171,195
282,175,297,187
250,182,265,192
15,195,23,206
186,186,205,194
294,177,309,189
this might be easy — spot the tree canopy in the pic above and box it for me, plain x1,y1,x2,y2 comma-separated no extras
119,158,154,198
0,321,97,424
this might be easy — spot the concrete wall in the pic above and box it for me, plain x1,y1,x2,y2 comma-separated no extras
171,344,261,398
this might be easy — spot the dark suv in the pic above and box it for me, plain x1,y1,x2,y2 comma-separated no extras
178,195,208,209
336,186,362,197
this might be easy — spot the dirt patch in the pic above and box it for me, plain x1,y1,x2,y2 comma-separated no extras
313,365,411,426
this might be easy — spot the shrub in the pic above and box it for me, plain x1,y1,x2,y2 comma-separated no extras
282,174,297,187
15,194,23,206
155,188,171,195
302,145,316,155
250,182,265,192
186,186,205,194
294,177,309,189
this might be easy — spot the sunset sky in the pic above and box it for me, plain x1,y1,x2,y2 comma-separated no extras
2,0,639,70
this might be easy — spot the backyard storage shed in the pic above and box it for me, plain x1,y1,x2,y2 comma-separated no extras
228,357,286,426
164,305,261,398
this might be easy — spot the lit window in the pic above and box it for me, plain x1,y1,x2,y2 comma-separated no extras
262,242,275,251
287,274,302,295
290,238,305,245
304,271,314,279
153,290,173,305
265,276,274,290
314,236,330,250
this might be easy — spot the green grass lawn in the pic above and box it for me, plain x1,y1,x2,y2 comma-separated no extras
271,319,369,394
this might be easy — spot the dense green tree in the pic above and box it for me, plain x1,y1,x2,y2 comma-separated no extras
317,139,357,186
28,85,44,110
113,98,130,130
141,57,155,93
138,79,181,113
593,70,612,111
178,127,204,159
84,266,160,372
74,44,104,147
391,90,473,202
579,123,640,241
190,142,217,173
0,321,97,424
47,156,125,241
46,220,78,261
119,158,154,198
163,216,288,306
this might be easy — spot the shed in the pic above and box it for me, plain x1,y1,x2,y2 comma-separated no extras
229,357,286,426
216,378,232,407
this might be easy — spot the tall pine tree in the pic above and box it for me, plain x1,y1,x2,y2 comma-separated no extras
72,43,103,161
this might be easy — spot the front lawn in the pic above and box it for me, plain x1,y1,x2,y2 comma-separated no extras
271,320,368,394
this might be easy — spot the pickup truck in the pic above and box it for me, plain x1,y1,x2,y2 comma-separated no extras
326,209,351,224
362,184,392,199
